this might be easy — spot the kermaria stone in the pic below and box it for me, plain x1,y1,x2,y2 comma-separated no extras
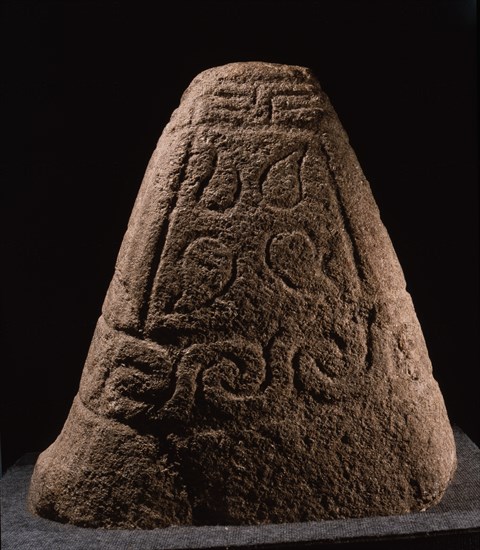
28,62,456,528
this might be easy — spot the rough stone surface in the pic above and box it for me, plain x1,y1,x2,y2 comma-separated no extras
28,62,456,529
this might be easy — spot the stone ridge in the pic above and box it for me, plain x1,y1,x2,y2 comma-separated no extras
28,62,456,529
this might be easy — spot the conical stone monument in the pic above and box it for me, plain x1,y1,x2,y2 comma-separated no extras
28,62,456,528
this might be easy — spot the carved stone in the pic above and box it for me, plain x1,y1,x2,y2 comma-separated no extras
28,62,456,528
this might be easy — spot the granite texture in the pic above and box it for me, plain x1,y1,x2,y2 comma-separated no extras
4,427,478,549
28,62,456,528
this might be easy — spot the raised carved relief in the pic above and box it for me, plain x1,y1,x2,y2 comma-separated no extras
79,317,174,426
266,231,316,289
202,340,268,407
271,89,324,126
293,350,345,402
162,338,269,421
260,148,305,208
192,79,324,129
197,157,241,211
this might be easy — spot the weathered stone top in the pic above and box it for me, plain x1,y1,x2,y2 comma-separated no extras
174,62,325,130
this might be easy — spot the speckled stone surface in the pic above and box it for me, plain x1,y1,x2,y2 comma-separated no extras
28,62,456,528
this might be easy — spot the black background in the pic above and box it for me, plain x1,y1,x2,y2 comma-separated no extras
1,0,478,473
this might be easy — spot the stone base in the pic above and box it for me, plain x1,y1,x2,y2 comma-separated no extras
1,426,479,549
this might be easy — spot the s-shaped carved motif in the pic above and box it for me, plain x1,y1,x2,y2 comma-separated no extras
163,339,269,420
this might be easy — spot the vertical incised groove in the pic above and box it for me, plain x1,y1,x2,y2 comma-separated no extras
140,141,192,330
365,305,377,370
195,151,218,202
319,136,366,285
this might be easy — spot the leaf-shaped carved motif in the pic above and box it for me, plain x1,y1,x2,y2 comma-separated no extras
194,148,240,211
188,144,217,190
200,163,240,211
260,148,305,208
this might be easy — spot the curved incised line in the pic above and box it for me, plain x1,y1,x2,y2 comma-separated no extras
231,168,242,207
264,235,297,290
195,151,218,202
259,332,276,392
202,167,243,212
201,253,238,309
265,233,315,291
291,349,303,394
